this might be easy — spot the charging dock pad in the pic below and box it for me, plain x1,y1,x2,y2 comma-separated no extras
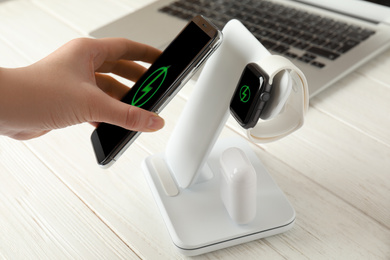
143,137,295,256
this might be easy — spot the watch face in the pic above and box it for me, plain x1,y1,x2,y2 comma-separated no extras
230,63,271,129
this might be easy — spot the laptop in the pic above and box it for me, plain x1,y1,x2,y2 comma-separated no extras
90,0,390,97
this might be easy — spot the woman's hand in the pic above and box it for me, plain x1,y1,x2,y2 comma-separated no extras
0,37,165,140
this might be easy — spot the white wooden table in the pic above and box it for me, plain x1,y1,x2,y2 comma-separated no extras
0,0,389,259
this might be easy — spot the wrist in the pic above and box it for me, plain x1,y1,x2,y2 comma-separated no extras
0,66,30,127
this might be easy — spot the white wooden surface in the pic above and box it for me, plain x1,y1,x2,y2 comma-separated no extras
0,0,389,259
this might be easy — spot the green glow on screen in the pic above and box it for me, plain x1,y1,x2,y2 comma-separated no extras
131,66,170,107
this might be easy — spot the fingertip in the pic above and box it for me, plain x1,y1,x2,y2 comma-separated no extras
90,92,165,132
146,114,165,132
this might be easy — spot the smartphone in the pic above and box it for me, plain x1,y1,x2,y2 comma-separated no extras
91,15,222,167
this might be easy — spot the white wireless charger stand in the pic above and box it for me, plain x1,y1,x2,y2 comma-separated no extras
143,20,299,256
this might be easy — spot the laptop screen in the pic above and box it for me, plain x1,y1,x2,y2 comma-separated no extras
363,0,390,7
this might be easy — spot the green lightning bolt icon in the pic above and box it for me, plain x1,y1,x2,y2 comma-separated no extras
239,85,251,103
142,85,153,95
131,66,170,107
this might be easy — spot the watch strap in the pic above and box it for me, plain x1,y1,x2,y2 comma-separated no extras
247,55,309,143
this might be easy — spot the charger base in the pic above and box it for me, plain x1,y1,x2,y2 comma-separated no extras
142,137,295,256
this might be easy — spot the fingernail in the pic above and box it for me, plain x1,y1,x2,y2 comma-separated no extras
148,114,165,131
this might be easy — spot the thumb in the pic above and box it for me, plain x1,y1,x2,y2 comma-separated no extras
94,98,165,132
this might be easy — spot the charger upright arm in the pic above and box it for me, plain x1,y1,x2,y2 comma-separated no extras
165,20,290,189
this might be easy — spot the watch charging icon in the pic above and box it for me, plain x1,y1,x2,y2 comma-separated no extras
239,85,251,103
131,66,170,107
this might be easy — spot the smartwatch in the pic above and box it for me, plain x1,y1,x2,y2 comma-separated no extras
230,63,272,129
230,55,309,143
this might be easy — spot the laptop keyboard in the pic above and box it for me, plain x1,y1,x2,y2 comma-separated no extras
159,0,376,69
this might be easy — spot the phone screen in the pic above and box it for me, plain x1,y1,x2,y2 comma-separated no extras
92,18,220,165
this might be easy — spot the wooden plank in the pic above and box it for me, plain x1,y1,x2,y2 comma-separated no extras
253,142,390,259
114,0,157,10
0,137,139,259
310,71,390,146
0,0,82,63
0,39,30,68
22,122,191,258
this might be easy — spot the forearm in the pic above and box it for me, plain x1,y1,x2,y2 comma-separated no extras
0,65,50,139
0,66,30,124
0,67,17,128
